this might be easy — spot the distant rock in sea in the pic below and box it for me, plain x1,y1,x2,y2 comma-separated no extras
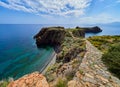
76,26,102,33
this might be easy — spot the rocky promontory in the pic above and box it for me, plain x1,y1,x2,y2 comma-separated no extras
76,26,102,33
34,27,66,47
34,26,102,47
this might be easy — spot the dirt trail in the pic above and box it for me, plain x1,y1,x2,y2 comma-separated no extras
68,40,120,87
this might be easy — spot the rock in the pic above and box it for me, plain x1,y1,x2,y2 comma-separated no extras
57,47,85,63
68,80,82,87
63,48,84,63
7,72,49,87
96,75,109,83
34,26,66,47
76,26,102,33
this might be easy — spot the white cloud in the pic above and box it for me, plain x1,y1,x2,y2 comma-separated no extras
0,0,92,16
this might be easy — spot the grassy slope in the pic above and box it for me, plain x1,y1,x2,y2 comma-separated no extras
45,29,86,87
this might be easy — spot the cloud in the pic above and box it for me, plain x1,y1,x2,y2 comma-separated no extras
0,0,92,16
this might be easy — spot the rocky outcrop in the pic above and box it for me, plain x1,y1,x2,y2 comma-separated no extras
76,26,102,33
34,27,66,47
57,47,85,63
7,72,49,87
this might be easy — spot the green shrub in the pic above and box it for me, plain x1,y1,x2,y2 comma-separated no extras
102,45,120,79
0,80,9,87
55,78,67,87
66,71,75,81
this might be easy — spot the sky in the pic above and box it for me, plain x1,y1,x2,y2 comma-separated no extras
0,0,120,24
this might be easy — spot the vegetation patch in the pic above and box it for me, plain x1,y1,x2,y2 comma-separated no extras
88,35,120,79
88,35,120,52
0,80,9,87
102,45,120,79
55,78,67,87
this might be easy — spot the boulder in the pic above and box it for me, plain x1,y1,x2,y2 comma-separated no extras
7,72,49,87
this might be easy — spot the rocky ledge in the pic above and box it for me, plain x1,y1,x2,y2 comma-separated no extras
7,72,49,87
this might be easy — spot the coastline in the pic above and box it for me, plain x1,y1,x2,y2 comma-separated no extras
41,51,57,74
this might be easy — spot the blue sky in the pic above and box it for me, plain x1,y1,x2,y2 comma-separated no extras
0,0,120,24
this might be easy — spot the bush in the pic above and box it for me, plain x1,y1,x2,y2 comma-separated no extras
55,78,67,87
0,80,9,87
88,36,120,79
102,45,120,79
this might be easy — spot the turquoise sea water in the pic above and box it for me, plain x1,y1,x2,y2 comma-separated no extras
0,24,119,80
0,24,55,80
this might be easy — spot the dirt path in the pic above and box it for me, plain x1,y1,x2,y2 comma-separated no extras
68,40,120,87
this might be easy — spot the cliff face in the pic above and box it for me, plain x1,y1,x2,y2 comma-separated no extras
76,26,102,33
57,46,85,63
34,27,66,47
7,72,49,87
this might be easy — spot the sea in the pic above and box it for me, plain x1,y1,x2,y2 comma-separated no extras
0,24,120,80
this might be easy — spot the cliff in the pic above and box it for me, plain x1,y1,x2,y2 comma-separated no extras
34,26,66,47
7,72,49,87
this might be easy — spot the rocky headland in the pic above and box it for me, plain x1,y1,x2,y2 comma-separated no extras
34,26,66,47
5,26,120,87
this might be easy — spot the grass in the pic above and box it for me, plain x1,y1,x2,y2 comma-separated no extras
55,78,67,87
0,80,9,87
66,71,75,81
79,69,84,75
102,44,120,79
88,35,120,53
45,64,58,82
